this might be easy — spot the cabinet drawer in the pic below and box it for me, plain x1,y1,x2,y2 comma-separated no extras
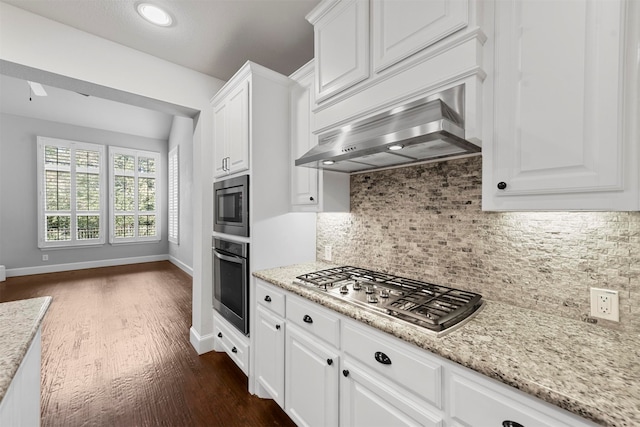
449,370,592,427
286,296,340,347
214,312,249,376
256,280,286,317
342,321,442,409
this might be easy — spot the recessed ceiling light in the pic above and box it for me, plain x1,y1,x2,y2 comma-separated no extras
137,3,173,27
388,144,404,151
322,160,335,165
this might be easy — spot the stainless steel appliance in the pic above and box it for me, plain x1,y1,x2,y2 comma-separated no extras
294,266,483,335
213,238,249,335
214,174,249,237
295,84,480,173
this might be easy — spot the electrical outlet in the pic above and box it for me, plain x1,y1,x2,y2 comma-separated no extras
590,288,619,322
42,254,49,261
324,245,332,261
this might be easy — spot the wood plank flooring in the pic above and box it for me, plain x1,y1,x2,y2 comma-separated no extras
0,261,296,427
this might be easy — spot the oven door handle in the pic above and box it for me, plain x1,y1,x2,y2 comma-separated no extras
213,250,244,264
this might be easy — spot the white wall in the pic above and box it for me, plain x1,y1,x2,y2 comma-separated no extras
168,116,195,275
0,113,169,272
0,2,225,354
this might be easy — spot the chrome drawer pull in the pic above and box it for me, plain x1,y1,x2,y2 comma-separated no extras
374,351,392,365
232,347,238,353
502,421,524,427
264,295,272,302
217,332,223,338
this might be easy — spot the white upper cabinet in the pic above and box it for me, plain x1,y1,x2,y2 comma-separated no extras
306,0,486,147
290,63,320,206
371,0,468,73
212,80,249,178
309,0,370,103
483,0,640,211
289,61,350,212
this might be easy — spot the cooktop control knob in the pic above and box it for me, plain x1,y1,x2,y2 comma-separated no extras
340,285,349,294
365,285,375,294
352,281,362,291
367,294,379,304
380,289,390,298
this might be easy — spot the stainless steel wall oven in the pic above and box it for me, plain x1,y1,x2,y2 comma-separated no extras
212,238,249,335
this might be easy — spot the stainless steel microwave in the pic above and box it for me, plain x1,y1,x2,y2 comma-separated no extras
214,174,249,237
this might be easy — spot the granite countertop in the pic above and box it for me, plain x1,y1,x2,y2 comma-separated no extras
0,296,52,404
254,262,640,427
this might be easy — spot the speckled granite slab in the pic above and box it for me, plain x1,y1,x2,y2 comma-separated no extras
254,263,640,427
0,296,52,404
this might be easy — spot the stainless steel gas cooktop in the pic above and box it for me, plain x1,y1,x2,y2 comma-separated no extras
294,266,483,335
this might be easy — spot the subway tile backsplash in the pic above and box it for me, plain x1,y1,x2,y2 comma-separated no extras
317,156,639,332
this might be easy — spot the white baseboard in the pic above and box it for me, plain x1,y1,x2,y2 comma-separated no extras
190,326,215,355
0,265,5,282
169,256,193,276
6,255,169,277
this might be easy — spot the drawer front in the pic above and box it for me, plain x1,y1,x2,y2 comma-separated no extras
449,371,578,427
256,280,286,317
342,321,442,409
214,314,249,376
286,296,340,347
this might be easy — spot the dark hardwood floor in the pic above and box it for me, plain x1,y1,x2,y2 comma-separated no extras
0,261,295,427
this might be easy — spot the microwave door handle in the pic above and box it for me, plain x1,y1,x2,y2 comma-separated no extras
213,250,243,264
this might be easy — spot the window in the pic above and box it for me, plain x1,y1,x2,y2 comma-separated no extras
37,137,106,248
109,147,161,243
168,146,179,244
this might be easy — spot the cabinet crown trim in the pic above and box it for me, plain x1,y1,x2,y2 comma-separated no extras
210,60,291,104
306,0,342,25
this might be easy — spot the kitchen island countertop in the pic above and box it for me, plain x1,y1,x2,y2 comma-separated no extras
0,296,52,404
254,262,640,427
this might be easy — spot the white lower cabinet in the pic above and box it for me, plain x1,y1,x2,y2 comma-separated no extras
285,323,340,427
341,358,443,427
0,328,42,427
252,281,596,427
254,305,285,407
213,310,249,376
448,368,596,427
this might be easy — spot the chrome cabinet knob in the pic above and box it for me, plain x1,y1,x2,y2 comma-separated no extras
497,181,507,190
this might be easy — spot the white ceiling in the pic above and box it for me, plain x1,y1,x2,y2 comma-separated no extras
1,0,320,81
0,0,320,140
0,74,174,140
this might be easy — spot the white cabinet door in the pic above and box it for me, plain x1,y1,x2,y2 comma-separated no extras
371,0,468,73
311,0,370,103
255,306,285,408
213,100,227,178
226,80,250,175
290,66,319,207
484,0,637,210
285,323,339,427
213,80,250,178
341,359,443,427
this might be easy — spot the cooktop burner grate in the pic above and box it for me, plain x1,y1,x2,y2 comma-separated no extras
295,266,483,333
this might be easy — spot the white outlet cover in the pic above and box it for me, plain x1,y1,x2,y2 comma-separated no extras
590,288,619,322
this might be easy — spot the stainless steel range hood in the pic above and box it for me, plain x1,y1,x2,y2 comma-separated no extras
295,84,480,173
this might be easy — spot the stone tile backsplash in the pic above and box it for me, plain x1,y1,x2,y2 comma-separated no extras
317,156,639,332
